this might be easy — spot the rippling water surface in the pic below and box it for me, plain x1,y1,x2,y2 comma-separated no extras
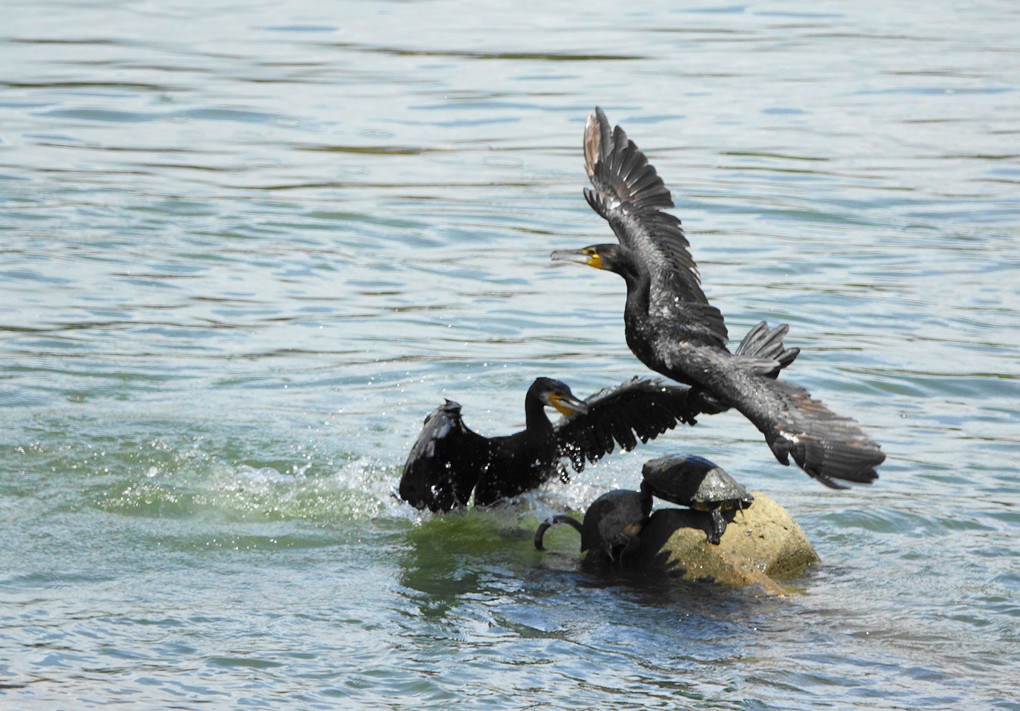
3,1,1019,708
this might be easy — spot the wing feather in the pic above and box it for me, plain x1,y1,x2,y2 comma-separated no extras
399,400,490,512
763,379,886,488
552,377,701,472
584,107,728,346
658,330,885,487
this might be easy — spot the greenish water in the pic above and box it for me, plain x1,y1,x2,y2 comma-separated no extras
2,1,1019,708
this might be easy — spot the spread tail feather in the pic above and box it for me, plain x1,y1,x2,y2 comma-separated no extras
692,321,800,414
734,321,800,374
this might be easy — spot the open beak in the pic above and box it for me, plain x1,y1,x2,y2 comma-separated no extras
549,392,589,417
550,249,602,270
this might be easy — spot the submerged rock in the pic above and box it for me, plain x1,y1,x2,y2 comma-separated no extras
635,491,818,594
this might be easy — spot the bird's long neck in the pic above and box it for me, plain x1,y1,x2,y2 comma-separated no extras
614,256,652,337
609,252,661,373
608,248,651,316
622,269,651,318
523,392,554,436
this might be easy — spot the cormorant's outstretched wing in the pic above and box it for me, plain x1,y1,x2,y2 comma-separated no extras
399,400,491,512
657,330,885,488
757,378,886,488
551,377,700,472
583,106,728,348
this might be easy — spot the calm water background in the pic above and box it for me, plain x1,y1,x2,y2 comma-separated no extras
2,0,1018,708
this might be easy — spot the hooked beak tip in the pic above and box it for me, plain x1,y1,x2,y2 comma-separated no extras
563,398,589,416
550,249,584,263
551,248,603,271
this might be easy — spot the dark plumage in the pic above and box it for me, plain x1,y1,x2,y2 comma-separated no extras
400,320,797,513
534,489,651,566
399,376,708,513
552,107,885,488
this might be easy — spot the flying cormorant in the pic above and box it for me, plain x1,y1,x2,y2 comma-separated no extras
552,107,885,488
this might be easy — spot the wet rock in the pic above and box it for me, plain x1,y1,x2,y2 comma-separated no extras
634,491,819,594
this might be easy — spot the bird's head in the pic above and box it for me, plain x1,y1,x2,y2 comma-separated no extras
531,377,589,417
551,244,636,279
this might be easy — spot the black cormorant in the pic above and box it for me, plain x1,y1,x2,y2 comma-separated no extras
399,377,704,513
534,490,651,566
400,322,797,513
552,107,885,488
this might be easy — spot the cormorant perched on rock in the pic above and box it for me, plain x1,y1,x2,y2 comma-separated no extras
400,321,797,513
552,107,885,488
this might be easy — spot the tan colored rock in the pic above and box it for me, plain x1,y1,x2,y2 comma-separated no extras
634,491,818,594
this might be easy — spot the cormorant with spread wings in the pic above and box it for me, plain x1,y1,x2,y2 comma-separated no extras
400,376,708,513
552,107,885,488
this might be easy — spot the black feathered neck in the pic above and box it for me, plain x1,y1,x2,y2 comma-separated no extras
523,379,557,434
596,243,651,316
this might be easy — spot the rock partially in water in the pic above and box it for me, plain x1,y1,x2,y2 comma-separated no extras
635,491,819,594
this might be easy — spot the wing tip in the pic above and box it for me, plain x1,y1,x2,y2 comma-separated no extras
770,422,886,489
584,106,608,177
